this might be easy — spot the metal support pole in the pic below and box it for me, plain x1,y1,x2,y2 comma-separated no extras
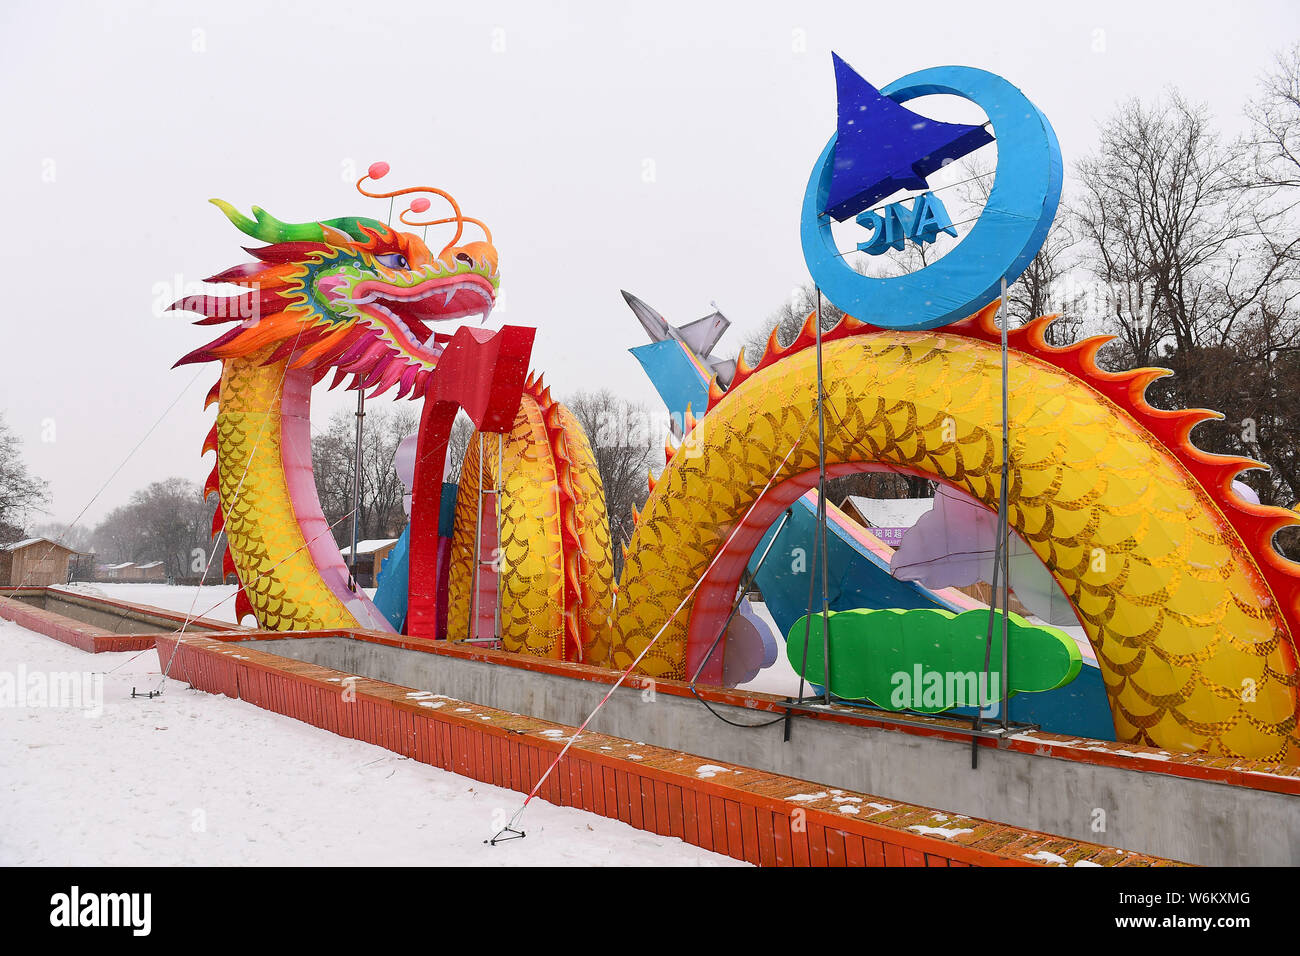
974,505,1003,767
349,387,365,592
815,288,832,705
495,431,503,642
790,500,820,740
973,281,1014,763
470,438,483,641
998,277,1011,731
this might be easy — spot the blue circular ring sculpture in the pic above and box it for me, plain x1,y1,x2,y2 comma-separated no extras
801,65,1063,330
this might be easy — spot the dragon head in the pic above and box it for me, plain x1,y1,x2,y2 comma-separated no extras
173,200,499,398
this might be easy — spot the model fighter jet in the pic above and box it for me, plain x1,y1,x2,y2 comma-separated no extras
621,289,737,389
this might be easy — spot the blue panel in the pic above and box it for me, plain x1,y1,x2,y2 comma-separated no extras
749,497,966,638
629,340,711,426
437,481,458,538
943,663,1115,741
373,527,410,632
377,481,460,634
749,495,1115,741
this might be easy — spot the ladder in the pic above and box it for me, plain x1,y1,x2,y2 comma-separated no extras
467,432,504,647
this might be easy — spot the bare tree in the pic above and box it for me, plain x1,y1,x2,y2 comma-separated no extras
1243,43,1300,194
825,471,932,503
91,505,144,565
1211,47,1300,525
443,413,474,482
741,280,846,366
1015,223,1089,346
0,413,48,542
90,478,218,581
564,389,659,579
1072,92,1284,369
30,521,94,553
959,159,1085,344
1071,66,1300,558
312,404,420,547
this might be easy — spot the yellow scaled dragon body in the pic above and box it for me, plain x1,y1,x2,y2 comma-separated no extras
608,304,1300,762
177,198,1300,763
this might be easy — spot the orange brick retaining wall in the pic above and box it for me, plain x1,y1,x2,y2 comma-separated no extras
0,588,239,653
0,595,157,653
154,632,1183,868
216,625,1300,797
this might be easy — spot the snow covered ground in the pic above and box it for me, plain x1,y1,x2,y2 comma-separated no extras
51,582,377,626
0,618,744,866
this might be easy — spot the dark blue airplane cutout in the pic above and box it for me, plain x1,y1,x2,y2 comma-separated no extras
824,53,994,222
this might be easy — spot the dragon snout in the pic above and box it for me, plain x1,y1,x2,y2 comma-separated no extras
446,240,498,278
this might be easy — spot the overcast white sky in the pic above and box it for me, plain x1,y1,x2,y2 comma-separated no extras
2,0,1297,527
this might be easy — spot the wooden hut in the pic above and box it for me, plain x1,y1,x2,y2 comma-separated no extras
0,537,83,587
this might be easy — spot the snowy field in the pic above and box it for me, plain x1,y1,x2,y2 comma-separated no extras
0,617,744,866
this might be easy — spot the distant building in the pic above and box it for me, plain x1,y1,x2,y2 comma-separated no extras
0,537,84,587
99,561,168,583
339,538,399,588
838,495,936,547
128,561,168,583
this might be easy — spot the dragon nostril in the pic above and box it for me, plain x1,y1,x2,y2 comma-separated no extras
455,252,473,265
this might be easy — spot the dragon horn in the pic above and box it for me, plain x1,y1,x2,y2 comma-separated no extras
209,199,388,244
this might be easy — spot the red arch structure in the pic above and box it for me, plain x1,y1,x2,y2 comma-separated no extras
685,462,990,685
405,325,534,639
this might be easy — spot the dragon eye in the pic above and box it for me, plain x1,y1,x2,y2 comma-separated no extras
376,253,408,270
455,252,474,265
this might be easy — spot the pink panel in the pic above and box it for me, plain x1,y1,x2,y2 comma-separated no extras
280,368,392,631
